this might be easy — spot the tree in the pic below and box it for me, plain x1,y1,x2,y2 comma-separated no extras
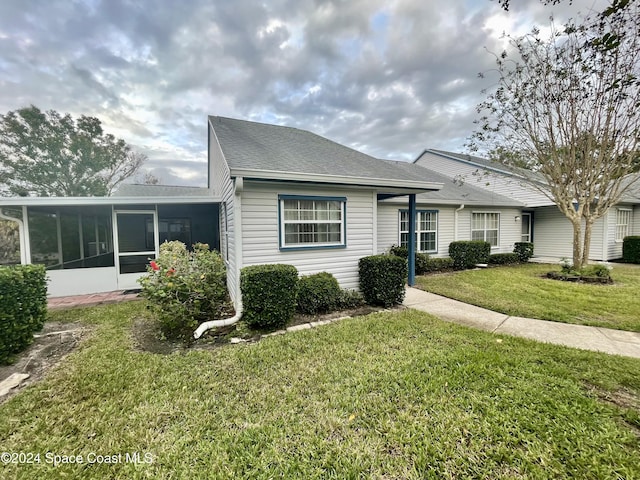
0,106,147,196
471,2,640,268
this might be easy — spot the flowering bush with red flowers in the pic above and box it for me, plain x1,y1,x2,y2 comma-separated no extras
138,241,231,340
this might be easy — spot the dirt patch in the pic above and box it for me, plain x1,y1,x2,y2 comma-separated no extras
586,383,640,437
132,305,394,355
0,322,92,404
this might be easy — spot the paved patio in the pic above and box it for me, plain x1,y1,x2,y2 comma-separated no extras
48,290,141,309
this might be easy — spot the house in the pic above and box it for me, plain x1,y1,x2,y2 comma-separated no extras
415,149,640,261
2,116,636,305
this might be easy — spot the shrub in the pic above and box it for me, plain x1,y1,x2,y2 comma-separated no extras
388,245,408,258
241,264,298,329
514,242,534,262
622,236,640,264
415,252,430,275
580,264,612,279
297,272,342,315
448,241,491,269
337,289,366,309
138,241,230,340
489,253,521,265
423,257,455,273
359,255,407,307
0,264,47,364
389,246,430,276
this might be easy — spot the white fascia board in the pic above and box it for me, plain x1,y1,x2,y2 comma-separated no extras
230,167,443,191
0,196,222,207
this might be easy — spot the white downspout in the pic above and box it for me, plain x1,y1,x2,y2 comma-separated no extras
194,310,242,339
194,176,244,340
454,204,465,241
0,209,27,264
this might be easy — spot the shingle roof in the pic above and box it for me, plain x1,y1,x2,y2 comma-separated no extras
384,160,523,206
210,116,442,186
113,184,210,197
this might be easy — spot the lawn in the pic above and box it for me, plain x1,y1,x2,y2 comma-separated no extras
1,302,639,479
416,263,640,332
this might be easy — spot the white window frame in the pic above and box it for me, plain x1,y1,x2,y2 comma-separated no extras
471,212,500,248
615,208,632,242
278,195,346,250
399,210,438,253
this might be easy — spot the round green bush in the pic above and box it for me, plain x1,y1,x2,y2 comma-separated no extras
241,264,298,329
297,272,342,315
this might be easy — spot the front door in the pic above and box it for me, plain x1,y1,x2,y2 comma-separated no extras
113,210,159,290
521,212,532,243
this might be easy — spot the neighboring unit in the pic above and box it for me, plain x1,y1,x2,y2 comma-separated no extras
2,117,639,304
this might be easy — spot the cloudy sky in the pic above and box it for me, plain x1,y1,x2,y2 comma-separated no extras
0,0,607,186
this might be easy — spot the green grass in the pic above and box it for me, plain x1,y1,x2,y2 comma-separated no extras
416,263,640,332
0,302,639,479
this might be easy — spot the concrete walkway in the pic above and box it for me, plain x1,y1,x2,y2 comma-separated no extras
404,287,640,359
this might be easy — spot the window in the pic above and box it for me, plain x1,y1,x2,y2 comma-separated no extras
472,212,500,247
399,210,438,252
279,195,346,249
616,209,632,241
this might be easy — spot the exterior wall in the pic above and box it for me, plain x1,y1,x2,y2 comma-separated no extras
415,152,549,207
209,125,238,306
608,205,636,260
532,206,606,260
47,267,118,297
240,181,375,290
377,203,522,256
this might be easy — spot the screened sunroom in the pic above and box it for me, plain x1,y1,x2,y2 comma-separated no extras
0,194,220,297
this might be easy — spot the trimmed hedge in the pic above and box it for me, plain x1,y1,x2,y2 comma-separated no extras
241,264,298,329
297,272,342,315
423,257,455,273
489,253,521,265
0,264,48,364
449,241,491,270
389,245,430,276
514,242,534,262
622,236,640,264
359,255,407,307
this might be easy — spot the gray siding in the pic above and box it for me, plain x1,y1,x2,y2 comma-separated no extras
241,182,375,290
209,125,238,306
415,152,550,207
634,206,640,236
377,203,521,256
532,206,606,260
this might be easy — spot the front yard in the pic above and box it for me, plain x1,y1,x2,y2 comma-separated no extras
416,263,640,332
1,301,639,479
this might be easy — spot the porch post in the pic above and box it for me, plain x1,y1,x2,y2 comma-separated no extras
408,194,416,286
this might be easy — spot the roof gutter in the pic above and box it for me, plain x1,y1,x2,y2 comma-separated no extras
230,167,442,191
0,196,222,207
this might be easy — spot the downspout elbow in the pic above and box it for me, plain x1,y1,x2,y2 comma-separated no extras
193,309,242,339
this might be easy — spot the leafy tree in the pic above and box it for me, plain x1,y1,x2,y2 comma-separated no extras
0,106,146,196
471,2,640,268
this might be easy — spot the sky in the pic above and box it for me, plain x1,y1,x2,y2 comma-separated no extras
0,0,607,187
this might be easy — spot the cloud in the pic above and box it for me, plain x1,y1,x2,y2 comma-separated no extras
0,0,611,183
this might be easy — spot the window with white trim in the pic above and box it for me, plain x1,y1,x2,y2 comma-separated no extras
399,210,438,252
616,208,631,241
279,196,346,248
471,212,500,247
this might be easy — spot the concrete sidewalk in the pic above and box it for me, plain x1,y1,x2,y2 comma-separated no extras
404,287,640,359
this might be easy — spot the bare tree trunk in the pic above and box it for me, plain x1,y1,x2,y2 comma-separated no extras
581,220,594,268
571,219,583,269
